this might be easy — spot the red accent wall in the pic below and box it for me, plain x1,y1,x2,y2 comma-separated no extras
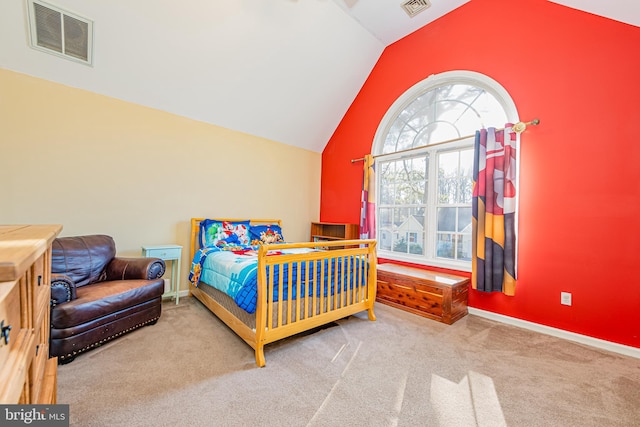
320,0,640,348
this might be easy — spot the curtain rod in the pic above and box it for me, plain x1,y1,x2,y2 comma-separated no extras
351,118,540,163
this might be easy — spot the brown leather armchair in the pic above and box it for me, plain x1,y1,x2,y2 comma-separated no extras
50,235,165,363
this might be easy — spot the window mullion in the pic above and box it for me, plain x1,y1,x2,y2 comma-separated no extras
425,148,437,259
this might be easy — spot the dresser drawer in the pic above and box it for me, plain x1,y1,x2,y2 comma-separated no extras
0,278,34,404
30,320,49,403
0,280,22,363
142,246,182,260
31,254,50,325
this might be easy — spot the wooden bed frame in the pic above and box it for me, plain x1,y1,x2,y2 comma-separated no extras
188,218,377,367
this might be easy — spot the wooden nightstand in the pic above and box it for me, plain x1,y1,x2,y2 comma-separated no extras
141,245,182,304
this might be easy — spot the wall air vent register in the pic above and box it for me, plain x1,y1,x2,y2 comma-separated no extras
401,0,431,18
26,0,93,65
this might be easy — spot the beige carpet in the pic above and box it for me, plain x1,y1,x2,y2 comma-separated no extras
57,297,640,427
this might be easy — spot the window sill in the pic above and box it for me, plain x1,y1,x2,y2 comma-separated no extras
377,252,472,274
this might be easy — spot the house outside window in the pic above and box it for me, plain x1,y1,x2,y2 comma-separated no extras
372,71,519,271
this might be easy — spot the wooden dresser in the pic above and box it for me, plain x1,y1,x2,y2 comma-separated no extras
0,224,62,403
376,263,469,325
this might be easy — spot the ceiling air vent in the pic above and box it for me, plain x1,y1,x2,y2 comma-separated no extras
27,0,93,65
401,0,431,18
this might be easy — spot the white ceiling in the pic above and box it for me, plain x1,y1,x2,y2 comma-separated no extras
0,0,638,153
548,0,640,29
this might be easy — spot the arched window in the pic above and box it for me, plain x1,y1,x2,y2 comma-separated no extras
372,71,519,270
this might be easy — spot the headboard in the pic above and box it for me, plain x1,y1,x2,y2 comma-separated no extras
189,218,282,262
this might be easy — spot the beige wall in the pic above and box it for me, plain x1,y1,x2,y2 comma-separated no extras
0,68,321,290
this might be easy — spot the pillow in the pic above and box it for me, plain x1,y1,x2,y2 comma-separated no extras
249,224,284,244
199,219,251,247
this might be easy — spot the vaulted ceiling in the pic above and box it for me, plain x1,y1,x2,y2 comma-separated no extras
1,0,637,152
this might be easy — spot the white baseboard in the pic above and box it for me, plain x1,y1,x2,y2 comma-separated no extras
468,307,640,360
161,289,190,300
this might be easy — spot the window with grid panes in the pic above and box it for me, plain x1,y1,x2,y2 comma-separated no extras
373,71,518,271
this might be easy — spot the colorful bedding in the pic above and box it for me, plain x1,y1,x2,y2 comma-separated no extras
189,245,365,314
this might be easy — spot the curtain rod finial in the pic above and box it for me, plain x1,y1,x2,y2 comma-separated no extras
513,118,540,133
512,122,527,133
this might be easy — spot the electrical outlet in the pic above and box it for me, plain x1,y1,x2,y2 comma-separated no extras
560,292,572,306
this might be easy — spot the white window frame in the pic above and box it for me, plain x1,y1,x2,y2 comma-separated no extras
372,71,520,271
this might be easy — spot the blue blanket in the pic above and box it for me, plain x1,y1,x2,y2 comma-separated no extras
189,245,366,314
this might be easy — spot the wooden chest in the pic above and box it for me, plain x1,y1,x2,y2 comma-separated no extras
376,263,469,325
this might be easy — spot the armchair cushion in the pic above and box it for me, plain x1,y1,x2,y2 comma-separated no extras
52,235,115,287
51,279,164,329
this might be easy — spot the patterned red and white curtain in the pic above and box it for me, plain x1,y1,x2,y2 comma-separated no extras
359,154,376,239
472,125,518,295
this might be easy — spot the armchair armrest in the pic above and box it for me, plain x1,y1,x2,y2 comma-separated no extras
105,257,166,281
51,274,77,307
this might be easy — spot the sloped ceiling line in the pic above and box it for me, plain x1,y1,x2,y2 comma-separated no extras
0,0,636,153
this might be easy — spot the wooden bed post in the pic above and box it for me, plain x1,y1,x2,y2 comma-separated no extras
189,218,203,298
255,244,268,367
367,240,378,321
255,346,266,368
